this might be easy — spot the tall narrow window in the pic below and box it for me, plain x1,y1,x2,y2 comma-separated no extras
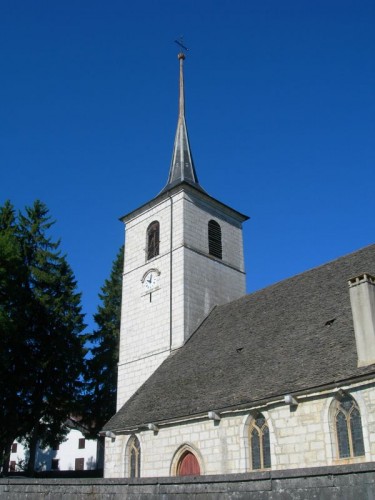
249,414,271,470
334,394,365,458
128,435,141,478
208,220,222,259
147,221,160,260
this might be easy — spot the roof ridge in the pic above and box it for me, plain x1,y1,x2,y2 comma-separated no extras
215,243,375,311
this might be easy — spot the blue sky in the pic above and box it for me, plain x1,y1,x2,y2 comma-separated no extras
1,1,374,333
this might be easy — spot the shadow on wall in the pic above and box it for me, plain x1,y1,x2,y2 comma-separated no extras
34,448,58,471
8,469,104,479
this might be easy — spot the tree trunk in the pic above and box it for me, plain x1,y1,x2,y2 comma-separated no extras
26,425,39,476
0,439,13,476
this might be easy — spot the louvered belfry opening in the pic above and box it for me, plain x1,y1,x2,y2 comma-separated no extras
147,221,160,260
208,220,222,259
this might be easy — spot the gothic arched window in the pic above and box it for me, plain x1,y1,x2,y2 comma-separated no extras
208,220,222,259
127,435,141,478
147,221,160,260
249,414,271,470
334,394,365,459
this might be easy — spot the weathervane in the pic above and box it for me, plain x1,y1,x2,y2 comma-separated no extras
174,36,189,54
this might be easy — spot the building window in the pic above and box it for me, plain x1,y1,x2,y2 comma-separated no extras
177,451,201,476
249,414,271,470
78,438,85,449
128,435,141,478
9,461,16,472
334,394,365,459
208,220,222,259
51,459,59,470
11,443,17,453
75,458,84,471
147,221,160,260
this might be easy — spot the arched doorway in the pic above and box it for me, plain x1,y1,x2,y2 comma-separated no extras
177,451,200,476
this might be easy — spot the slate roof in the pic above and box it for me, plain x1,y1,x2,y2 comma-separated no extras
104,244,375,432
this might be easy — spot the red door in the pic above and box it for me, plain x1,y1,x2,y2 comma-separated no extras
177,451,200,476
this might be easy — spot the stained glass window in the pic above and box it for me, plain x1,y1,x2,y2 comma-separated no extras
336,411,350,458
350,408,365,457
249,414,271,470
251,427,261,470
128,435,141,478
262,425,271,469
334,395,365,459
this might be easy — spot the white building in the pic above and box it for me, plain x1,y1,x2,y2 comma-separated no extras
9,418,100,473
103,52,375,478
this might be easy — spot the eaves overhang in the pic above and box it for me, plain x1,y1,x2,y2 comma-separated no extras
103,372,375,434
119,181,249,225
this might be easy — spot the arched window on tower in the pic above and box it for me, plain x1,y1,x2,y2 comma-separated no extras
147,221,160,260
249,414,271,470
127,435,141,478
208,220,222,259
333,394,365,459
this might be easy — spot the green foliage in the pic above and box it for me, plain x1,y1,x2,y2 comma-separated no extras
0,200,86,474
0,201,31,473
83,245,123,438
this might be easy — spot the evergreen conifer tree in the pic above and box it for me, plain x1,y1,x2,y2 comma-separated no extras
0,201,32,473
0,200,86,475
84,245,123,438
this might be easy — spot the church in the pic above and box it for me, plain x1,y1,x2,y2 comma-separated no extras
102,53,375,478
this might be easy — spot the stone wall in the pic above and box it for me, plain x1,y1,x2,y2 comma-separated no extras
105,380,375,478
1,462,374,499
182,191,246,341
116,187,246,411
117,194,176,410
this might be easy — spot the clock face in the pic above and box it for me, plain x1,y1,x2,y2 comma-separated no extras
144,271,157,290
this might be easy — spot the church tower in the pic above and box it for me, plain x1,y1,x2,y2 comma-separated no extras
116,53,248,410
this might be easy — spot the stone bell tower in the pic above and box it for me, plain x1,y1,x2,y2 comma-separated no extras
116,53,248,410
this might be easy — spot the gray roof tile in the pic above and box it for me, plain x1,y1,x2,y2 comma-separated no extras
104,244,375,431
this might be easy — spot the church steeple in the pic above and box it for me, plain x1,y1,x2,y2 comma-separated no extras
162,53,203,193
115,49,248,413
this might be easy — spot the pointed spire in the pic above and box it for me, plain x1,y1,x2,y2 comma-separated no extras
162,53,203,193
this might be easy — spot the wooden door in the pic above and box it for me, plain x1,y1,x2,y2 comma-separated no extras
177,451,200,476
75,458,84,471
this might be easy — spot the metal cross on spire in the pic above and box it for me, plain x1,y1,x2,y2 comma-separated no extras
174,36,189,54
